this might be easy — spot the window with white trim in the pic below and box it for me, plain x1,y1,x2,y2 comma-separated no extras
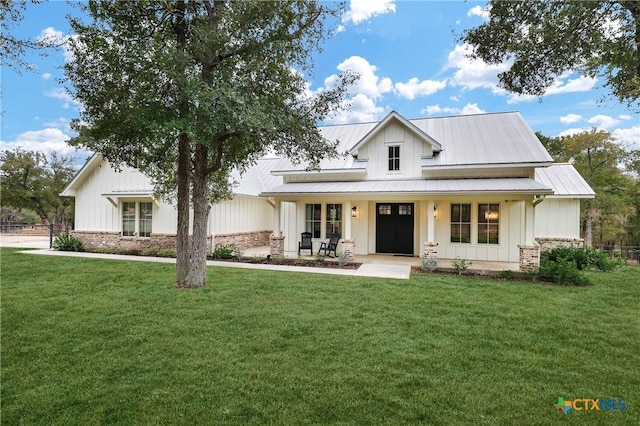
122,201,153,237
478,203,499,244
388,145,400,171
325,203,342,237
305,204,321,238
450,203,471,244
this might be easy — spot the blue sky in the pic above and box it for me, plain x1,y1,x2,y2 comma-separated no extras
2,0,638,163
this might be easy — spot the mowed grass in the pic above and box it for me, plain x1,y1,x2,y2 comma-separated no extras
1,248,639,425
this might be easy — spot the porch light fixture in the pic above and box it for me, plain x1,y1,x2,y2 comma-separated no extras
485,211,499,220
351,206,358,218
433,206,438,219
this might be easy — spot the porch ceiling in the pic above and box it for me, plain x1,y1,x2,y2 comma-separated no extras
260,178,553,197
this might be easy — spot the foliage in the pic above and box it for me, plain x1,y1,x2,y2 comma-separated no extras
537,257,590,286
337,250,348,266
461,1,640,109
314,252,326,263
211,244,240,260
538,129,637,246
3,249,639,424
65,0,356,288
542,246,623,272
0,0,63,73
421,256,438,272
452,257,472,275
0,148,77,225
51,234,83,252
140,247,177,258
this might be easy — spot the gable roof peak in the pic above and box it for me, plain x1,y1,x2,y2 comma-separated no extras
349,111,442,156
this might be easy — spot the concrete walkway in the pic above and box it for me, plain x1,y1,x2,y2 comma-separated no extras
20,249,412,280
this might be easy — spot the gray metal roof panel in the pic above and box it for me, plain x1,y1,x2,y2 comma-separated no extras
535,164,595,197
261,177,553,197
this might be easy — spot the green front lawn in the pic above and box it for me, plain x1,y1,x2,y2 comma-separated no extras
1,248,638,425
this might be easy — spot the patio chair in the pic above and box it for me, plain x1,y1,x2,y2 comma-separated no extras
298,232,313,256
318,233,340,257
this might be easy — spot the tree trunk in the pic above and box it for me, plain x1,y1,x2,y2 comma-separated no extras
184,144,210,288
174,0,191,287
585,200,594,247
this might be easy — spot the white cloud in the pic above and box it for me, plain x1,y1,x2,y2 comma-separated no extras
342,0,396,25
325,93,386,124
588,114,621,129
37,27,75,62
42,73,52,80
421,103,486,116
45,88,82,110
326,56,393,100
557,128,586,138
0,128,76,155
467,5,490,20
445,44,509,94
560,114,582,124
613,126,640,148
619,114,632,120
394,77,447,100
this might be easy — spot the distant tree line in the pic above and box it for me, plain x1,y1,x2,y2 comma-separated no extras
0,148,77,226
537,130,640,248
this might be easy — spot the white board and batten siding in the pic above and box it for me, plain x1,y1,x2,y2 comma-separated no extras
357,121,433,180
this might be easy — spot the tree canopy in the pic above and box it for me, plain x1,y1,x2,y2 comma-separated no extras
65,0,356,287
0,148,76,225
462,1,640,109
538,130,639,247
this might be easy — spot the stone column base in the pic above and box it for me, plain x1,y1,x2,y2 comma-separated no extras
340,238,356,262
423,242,438,259
519,244,540,272
270,234,285,256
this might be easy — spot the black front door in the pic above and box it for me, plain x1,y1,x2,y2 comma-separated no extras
376,203,414,255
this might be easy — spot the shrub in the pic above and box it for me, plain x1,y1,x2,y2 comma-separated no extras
52,234,83,252
536,256,589,286
337,251,348,266
452,257,471,275
315,252,326,263
542,246,622,272
141,248,159,257
156,248,176,258
421,257,438,272
498,269,516,280
211,244,240,259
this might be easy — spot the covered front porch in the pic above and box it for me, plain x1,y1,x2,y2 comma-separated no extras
242,246,520,272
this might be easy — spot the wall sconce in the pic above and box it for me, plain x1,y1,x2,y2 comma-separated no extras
351,206,358,218
485,211,499,220
433,206,438,219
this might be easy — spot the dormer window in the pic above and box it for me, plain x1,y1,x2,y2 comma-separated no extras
388,145,400,171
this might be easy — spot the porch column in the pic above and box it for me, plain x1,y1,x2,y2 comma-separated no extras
518,198,539,272
344,200,352,239
341,201,356,261
427,200,435,242
270,199,284,256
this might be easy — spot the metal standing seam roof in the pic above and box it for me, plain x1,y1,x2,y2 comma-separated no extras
260,177,554,197
270,111,554,173
535,163,595,197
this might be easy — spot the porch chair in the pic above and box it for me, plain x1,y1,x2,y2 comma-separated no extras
298,232,313,256
318,233,340,258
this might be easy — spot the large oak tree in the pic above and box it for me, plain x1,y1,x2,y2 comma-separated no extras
462,1,640,109
65,0,355,288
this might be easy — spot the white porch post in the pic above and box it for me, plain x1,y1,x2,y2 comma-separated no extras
423,200,438,261
273,199,281,236
344,200,352,239
518,198,539,272
341,200,356,262
270,198,284,256
427,200,435,241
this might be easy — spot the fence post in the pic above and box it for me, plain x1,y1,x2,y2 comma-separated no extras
50,223,54,248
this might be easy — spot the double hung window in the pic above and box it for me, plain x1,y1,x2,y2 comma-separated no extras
122,201,153,237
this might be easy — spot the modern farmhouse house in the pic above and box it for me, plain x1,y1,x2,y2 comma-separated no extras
61,111,594,271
